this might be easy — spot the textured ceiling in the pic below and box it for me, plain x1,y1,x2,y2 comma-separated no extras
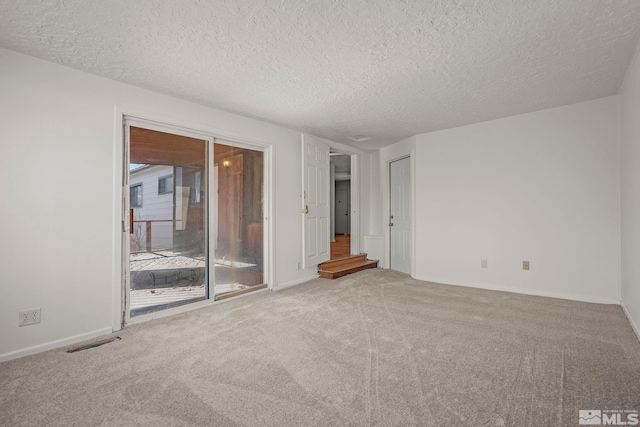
1,0,639,150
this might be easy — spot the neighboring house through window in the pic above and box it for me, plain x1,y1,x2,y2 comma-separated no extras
158,174,173,195
130,183,143,207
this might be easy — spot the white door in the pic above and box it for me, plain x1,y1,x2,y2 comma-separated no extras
302,134,330,268
335,181,350,235
390,157,411,274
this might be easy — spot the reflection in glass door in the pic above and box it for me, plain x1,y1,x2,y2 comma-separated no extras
214,142,265,299
127,126,209,316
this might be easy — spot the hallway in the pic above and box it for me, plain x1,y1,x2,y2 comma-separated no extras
331,234,350,259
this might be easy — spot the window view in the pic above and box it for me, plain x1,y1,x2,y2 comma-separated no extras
126,127,266,316
128,127,208,316
130,183,143,207
158,175,173,194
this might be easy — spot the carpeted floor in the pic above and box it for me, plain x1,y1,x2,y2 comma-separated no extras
1,269,639,426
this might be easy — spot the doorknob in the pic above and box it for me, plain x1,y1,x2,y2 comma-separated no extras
389,222,394,226
302,205,309,214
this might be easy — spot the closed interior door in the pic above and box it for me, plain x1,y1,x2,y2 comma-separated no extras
334,180,350,235
390,157,411,274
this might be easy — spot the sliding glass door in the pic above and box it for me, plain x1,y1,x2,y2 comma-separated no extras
213,142,265,299
127,125,209,316
123,122,268,321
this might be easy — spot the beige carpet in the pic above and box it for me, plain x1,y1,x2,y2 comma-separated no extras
1,269,639,426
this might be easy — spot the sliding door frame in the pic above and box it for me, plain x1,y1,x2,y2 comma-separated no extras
122,118,214,325
213,137,270,299
112,109,273,331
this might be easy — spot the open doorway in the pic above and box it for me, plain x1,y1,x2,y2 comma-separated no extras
330,152,351,259
314,142,376,279
301,133,361,269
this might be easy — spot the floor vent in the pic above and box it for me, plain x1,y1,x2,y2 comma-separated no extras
67,336,121,353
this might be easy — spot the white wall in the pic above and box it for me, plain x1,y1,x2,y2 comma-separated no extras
413,97,620,303
620,41,640,339
0,47,342,360
365,150,381,236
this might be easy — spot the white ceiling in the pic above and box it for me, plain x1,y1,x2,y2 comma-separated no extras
1,0,639,150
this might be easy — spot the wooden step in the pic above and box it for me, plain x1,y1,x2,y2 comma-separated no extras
318,254,378,279
321,254,367,269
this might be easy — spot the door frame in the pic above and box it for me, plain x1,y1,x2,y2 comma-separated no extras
383,152,415,275
213,137,270,299
326,145,362,257
334,180,351,235
301,135,364,262
112,109,273,331
122,118,215,325
388,156,412,274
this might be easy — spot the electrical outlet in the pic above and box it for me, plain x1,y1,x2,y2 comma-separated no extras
481,259,488,268
523,261,530,270
19,308,41,327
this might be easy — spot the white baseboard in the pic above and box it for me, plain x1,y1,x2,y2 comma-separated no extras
0,327,113,363
621,302,640,343
274,274,318,291
5,277,631,363
415,275,621,305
